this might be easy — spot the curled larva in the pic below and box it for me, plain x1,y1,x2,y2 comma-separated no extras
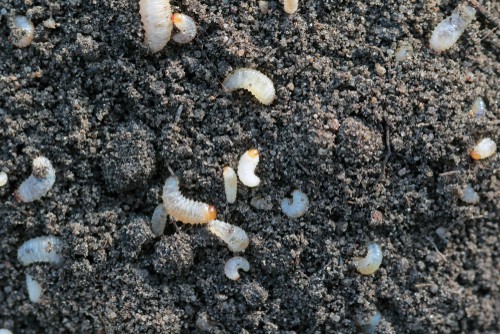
208,220,249,252
284,0,298,14
461,184,479,204
281,189,309,218
470,97,486,118
357,309,382,334
139,0,173,52
171,13,197,44
237,149,260,187
151,203,168,236
15,156,56,203
26,274,42,303
223,167,237,204
429,4,476,52
162,176,216,224
0,171,8,187
470,138,496,160
224,256,250,280
18,235,63,265
353,243,382,275
10,16,35,48
223,68,275,105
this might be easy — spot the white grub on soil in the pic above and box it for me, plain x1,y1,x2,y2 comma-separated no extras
151,203,168,236
139,0,173,52
162,176,217,224
461,184,480,204
470,138,496,160
224,256,250,280
171,13,197,44
469,97,486,118
353,243,383,275
237,149,261,187
26,274,43,303
0,171,7,187
10,16,35,48
207,220,249,252
18,236,63,265
283,0,298,14
223,68,275,105
223,167,237,204
429,4,476,52
280,189,309,218
14,156,56,203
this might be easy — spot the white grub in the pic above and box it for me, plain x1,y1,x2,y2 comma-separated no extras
357,309,382,334
237,149,260,187
26,274,42,303
470,138,496,160
208,220,249,252
139,0,173,52
0,171,8,187
469,97,486,118
171,13,197,44
18,235,63,265
223,68,275,105
14,156,56,203
284,0,298,14
10,16,35,48
224,256,250,280
353,243,382,275
0,330,13,334
281,189,309,218
162,176,216,224
461,184,480,204
429,4,476,52
223,167,237,204
151,203,168,236
394,41,413,62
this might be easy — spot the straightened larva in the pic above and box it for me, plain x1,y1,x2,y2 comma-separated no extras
10,16,35,48
224,256,250,280
223,167,237,204
18,235,63,265
223,68,276,105
151,203,168,236
171,13,197,44
139,0,173,52
162,176,217,224
353,243,382,275
284,0,298,14
237,149,260,187
208,220,249,252
281,189,309,218
429,4,476,53
470,138,496,160
26,274,42,303
14,156,56,203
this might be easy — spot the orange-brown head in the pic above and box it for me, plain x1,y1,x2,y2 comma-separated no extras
470,150,481,160
247,148,259,159
171,13,183,24
207,205,217,221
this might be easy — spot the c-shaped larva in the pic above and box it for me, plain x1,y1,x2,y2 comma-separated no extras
284,0,298,14
223,167,237,203
162,176,217,224
223,68,276,105
10,16,35,48
171,13,197,44
353,243,383,275
224,256,250,280
429,4,476,52
470,138,496,160
151,203,168,236
237,149,260,187
15,156,56,203
139,0,173,52
18,236,63,265
26,274,43,303
281,189,309,218
208,220,249,252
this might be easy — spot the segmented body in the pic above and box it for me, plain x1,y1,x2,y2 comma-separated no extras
353,243,382,275
208,220,249,252
18,236,63,265
223,68,275,105
15,157,55,202
172,13,197,44
224,256,250,280
223,167,237,203
237,149,260,187
139,0,173,52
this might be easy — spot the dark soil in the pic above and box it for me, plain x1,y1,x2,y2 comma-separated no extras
1,0,499,333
